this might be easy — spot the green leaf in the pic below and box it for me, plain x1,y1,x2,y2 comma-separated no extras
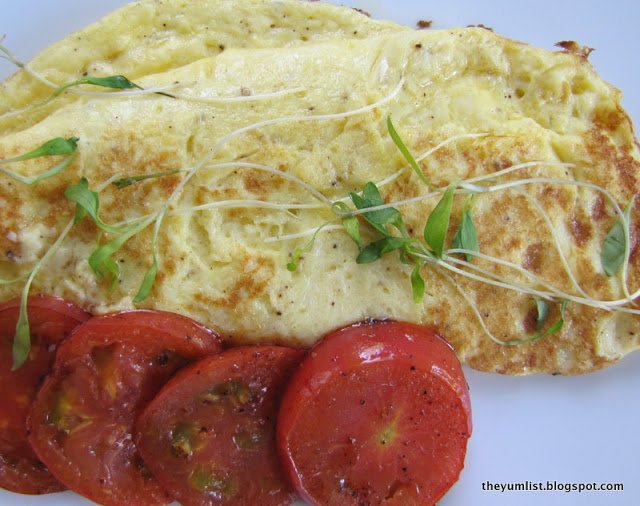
89,215,155,278
535,299,549,332
500,300,568,346
102,257,121,292
52,75,141,98
387,116,433,188
423,185,455,258
452,208,479,261
51,75,175,99
113,168,183,189
0,137,78,163
349,182,405,236
356,236,407,264
0,137,79,185
134,255,158,303
539,300,567,338
333,202,362,249
411,265,425,303
601,219,626,276
9,218,76,370
12,294,30,370
83,75,141,89
64,178,123,234
286,224,327,272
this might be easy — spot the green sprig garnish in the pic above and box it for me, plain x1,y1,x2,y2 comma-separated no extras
134,255,158,303
287,224,329,272
423,185,455,258
539,300,568,339
349,182,408,237
411,265,426,303
12,219,76,369
51,75,175,99
0,137,79,185
65,178,123,233
88,214,156,280
112,168,184,189
387,116,434,188
13,293,31,370
535,299,550,331
601,206,630,276
492,300,567,347
452,196,479,261
64,177,156,289
52,75,143,97
534,300,567,340
112,169,188,301
356,236,408,264
332,202,362,248
343,181,429,301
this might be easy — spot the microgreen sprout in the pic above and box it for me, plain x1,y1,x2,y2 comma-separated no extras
117,76,407,301
48,75,176,100
11,174,118,369
332,202,362,248
535,299,550,331
411,265,426,303
284,116,636,347
287,224,330,272
64,177,156,289
601,201,632,276
134,252,158,303
11,220,75,368
5,55,637,365
452,196,479,261
113,169,184,189
423,185,455,258
338,181,431,301
502,299,568,346
65,178,125,233
88,214,156,283
387,116,434,189
0,137,78,185
0,42,176,119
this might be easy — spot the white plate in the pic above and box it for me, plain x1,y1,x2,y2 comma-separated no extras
2,2,640,505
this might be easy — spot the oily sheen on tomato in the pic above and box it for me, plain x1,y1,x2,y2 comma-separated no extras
136,345,304,506
27,310,222,506
0,295,89,495
277,320,472,506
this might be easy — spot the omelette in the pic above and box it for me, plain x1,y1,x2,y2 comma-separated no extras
1,0,639,375
0,0,405,134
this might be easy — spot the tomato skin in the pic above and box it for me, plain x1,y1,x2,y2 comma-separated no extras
277,320,472,506
136,345,304,506
0,295,89,495
27,310,222,506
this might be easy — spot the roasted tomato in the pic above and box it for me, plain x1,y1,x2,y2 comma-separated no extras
27,310,222,506
135,345,304,506
277,320,472,506
0,295,89,495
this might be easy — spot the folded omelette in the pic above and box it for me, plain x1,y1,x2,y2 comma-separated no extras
1,0,639,375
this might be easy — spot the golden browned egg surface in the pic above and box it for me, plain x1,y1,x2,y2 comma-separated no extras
1,0,639,375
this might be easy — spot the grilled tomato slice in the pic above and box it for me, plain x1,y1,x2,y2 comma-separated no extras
277,320,472,506
27,310,221,506
136,345,304,506
0,295,89,495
